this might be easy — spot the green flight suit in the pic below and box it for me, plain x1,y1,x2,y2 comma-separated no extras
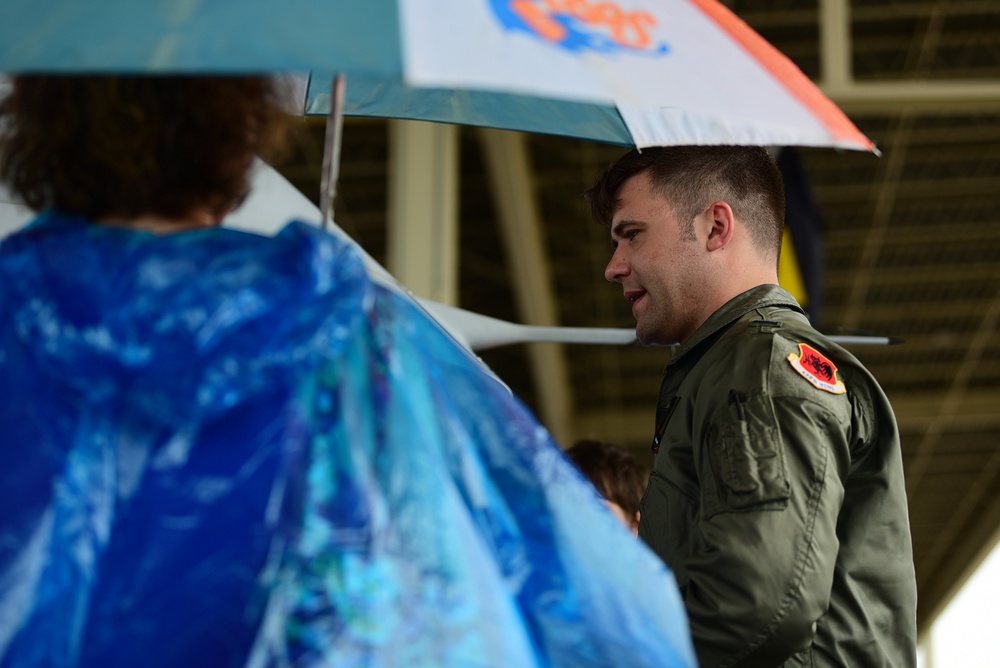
639,285,917,667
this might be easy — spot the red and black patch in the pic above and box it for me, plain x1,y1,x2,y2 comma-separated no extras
787,343,846,394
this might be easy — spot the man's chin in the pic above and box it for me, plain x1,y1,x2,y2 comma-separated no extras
634,324,662,346
635,320,677,346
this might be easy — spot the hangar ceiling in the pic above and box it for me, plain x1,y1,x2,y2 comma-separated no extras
277,0,1000,633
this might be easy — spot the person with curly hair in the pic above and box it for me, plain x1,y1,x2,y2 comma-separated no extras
0,77,696,668
566,439,647,536
0,76,288,229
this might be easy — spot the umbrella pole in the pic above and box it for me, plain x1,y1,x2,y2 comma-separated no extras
319,74,346,229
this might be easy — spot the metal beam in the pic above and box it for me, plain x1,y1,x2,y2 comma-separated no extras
477,128,573,446
814,176,1000,203
829,297,1000,323
828,220,1000,245
824,80,1000,114
386,120,460,305
819,0,851,88
738,1,999,27
815,0,1000,113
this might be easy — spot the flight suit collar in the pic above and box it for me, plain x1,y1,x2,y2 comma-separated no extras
668,284,805,367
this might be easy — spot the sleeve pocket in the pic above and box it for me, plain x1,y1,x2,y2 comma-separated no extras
709,389,790,513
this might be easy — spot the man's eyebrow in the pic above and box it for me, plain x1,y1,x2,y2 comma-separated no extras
610,219,639,239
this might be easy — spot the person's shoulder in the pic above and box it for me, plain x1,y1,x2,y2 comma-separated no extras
713,314,865,406
764,323,887,418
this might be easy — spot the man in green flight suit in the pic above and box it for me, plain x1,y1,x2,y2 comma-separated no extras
587,146,917,667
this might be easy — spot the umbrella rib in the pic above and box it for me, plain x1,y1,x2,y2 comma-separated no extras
319,74,346,228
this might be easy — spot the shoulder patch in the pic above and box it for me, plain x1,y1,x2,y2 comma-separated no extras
787,343,846,394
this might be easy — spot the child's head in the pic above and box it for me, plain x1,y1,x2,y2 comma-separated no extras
567,439,648,536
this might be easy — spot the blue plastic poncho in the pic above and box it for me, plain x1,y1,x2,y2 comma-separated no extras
0,212,695,668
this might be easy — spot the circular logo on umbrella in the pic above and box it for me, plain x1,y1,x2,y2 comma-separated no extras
490,0,670,55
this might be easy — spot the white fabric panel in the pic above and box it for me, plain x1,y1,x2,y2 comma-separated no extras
401,0,832,145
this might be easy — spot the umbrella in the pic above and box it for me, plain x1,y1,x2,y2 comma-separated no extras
1,2,892,350
0,0,874,152
1,0,876,242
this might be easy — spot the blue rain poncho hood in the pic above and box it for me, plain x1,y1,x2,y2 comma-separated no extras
0,212,695,668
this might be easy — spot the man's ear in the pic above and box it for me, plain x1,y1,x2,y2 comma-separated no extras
705,201,735,252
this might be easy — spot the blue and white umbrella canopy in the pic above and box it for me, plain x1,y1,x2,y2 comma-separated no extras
0,0,874,151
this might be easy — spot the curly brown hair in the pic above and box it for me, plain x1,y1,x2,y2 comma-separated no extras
566,439,648,518
0,76,291,221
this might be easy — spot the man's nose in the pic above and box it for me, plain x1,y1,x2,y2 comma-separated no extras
605,250,628,283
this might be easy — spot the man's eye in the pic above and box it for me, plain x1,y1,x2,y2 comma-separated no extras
625,230,639,240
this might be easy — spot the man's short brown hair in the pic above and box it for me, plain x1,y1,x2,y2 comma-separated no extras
586,145,785,263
